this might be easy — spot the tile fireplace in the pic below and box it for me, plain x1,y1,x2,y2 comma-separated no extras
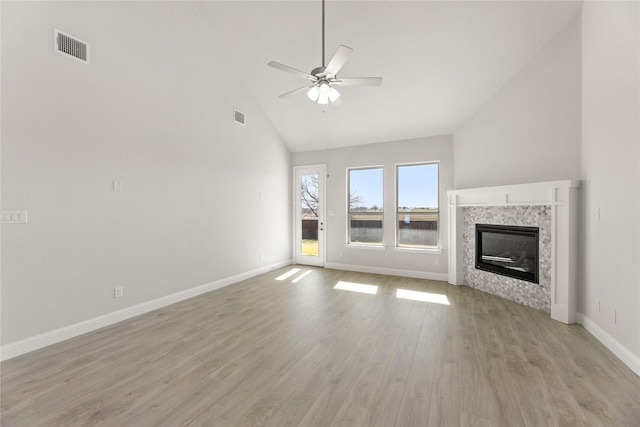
447,181,579,324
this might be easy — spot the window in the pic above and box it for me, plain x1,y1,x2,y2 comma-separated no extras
396,163,439,248
348,167,383,245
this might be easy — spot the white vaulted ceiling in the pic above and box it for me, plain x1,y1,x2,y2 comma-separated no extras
198,1,583,152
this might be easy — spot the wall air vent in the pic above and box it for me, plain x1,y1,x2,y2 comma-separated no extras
234,109,246,126
54,29,89,64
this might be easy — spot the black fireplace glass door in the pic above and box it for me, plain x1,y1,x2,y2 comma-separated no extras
475,224,539,283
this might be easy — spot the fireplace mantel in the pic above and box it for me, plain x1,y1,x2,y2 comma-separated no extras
448,180,580,324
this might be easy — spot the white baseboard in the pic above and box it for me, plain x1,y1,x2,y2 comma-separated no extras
14,261,637,380
576,312,640,377
0,259,292,362
325,262,449,282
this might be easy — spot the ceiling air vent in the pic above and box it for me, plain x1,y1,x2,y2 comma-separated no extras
234,109,246,126
54,29,89,64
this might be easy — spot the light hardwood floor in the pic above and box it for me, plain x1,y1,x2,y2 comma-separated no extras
2,266,639,426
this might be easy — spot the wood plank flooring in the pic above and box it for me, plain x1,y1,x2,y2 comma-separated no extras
2,266,639,426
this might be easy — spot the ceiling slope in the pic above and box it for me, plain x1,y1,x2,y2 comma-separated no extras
199,1,583,153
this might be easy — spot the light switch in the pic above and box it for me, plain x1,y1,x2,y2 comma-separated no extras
594,208,601,220
2,211,28,224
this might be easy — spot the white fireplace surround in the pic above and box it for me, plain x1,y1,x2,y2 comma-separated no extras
448,180,579,324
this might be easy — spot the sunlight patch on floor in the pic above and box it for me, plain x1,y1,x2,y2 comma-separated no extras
334,281,379,295
396,289,450,305
276,268,301,281
292,270,313,283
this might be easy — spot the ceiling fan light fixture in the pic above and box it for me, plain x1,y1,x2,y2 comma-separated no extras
328,87,340,102
319,82,330,95
307,86,320,101
318,93,330,105
313,81,339,105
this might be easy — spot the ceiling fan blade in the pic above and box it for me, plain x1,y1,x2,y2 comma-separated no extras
324,45,353,76
332,77,383,86
279,84,316,99
268,61,317,81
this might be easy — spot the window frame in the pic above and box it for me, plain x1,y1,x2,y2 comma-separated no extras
395,162,440,250
347,166,385,246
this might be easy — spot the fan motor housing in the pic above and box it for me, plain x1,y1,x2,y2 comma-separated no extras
311,66,326,77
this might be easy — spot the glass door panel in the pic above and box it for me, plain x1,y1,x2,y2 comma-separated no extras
294,166,325,266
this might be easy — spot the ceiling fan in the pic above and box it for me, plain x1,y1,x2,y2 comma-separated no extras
267,0,383,105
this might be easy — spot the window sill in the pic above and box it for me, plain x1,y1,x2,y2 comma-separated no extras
345,243,387,251
393,246,442,254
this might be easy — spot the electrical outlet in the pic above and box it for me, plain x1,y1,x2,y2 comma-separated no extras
434,258,440,266
596,299,600,312
114,286,124,298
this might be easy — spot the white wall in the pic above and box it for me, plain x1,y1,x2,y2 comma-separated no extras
293,135,453,279
453,2,640,373
454,16,581,189
1,2,291,348
580,0,640,366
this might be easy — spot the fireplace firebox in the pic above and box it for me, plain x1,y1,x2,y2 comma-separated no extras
475,224,539,284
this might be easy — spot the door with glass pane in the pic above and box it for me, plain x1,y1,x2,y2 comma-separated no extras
294,165,325,266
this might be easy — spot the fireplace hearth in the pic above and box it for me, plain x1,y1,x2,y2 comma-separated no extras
475,224,539,284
